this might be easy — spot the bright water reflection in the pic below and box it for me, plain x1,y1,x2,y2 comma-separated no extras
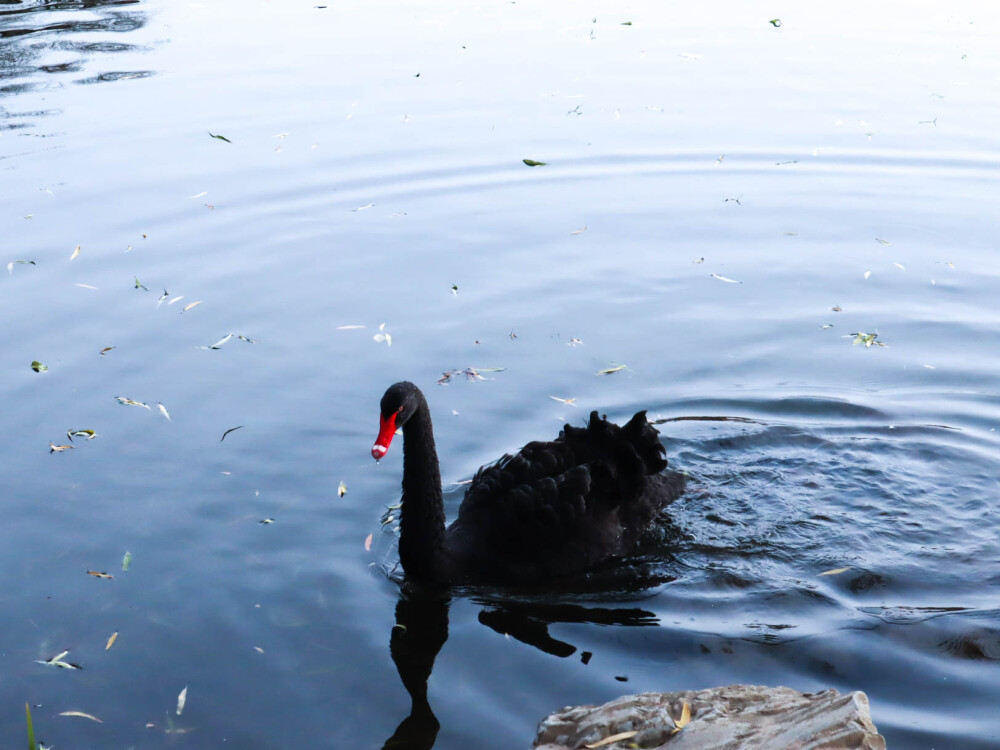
2,1,1000,748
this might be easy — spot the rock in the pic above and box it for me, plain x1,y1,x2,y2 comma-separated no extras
533,684,885,750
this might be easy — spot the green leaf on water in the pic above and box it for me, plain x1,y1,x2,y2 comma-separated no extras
208,132,232,143
522,159,547,167
769,18,781,27
26,702,37,750
122,551,132,571
31,361,48,373
134,277,149,291
852,332,886,348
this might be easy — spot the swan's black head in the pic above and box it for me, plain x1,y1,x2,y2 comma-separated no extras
372,381,423,460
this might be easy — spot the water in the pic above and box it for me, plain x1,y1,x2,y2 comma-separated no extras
3,1,1000,748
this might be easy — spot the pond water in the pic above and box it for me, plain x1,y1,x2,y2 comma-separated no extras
3,1,1000,748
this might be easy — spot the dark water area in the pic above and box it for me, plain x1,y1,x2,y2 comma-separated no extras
3,1,1000,748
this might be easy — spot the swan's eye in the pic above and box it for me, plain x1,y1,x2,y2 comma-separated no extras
397,405,404,413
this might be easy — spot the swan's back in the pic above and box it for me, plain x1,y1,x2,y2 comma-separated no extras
444,410,685,583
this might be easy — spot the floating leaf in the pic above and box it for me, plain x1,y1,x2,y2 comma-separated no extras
875,237,892,245
710,273,742,284
450,284,459,295
26,702,37,750
863,270,871,280
768,18,781,27
364,533,373,551
220,425,244,442
523,159,547,167
76,282,99,290
70,245,80,260
167,295,185,305
259,518,274,525
819,566,850,576
373,322,392,346
550,396,577,406
671,701,692,733
851,332,886,348
106,631,119,650
237,334,259,343
597,364,627,375
831,306,842,312
59,711,102,723
208,132,232,143
87,570,113,579
254,646,265,653
181,300,203,313
584,730,638,748
134,277,149,291
336,324,366,330
157,403,171,421
8,259,37,275
115,396,151,409
894,262,906,270
67,429,97,441
437,367,501,384
352,203,375,211
49,443,74,453
31,361,48,373
99,346,116,356
570,225,588,235
176,685,188,715
37,650,82,669
122,550,132,571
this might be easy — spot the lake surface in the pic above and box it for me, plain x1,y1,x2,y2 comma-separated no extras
3,1,1000,748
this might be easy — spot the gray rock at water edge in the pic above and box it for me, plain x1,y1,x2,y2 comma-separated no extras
533,684,886,750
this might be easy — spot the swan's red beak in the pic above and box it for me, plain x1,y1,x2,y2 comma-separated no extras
372,412,398,460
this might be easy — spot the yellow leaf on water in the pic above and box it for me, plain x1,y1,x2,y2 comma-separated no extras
106,631,119,650
70,245,81,260
364,533,373,551
671,701,692,733
584,730,638,748
181,300,203,313
597,364,627,375
50,443,74,453
338,481,348,498
87,570,113,579
819,566,850,576
59,711,102,723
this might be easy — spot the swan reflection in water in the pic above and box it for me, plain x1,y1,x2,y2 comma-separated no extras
380,582,664,750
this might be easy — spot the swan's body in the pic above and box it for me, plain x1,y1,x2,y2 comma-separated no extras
372,381,684,586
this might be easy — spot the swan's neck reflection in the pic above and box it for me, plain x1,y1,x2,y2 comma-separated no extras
381,584,660,750
382,590,450,750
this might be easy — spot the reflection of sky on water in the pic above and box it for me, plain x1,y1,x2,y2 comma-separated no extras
1,0,151,130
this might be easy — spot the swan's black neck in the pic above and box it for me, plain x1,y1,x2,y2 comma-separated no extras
398,393,448,584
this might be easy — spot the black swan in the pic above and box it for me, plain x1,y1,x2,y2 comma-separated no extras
372,381,685,586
